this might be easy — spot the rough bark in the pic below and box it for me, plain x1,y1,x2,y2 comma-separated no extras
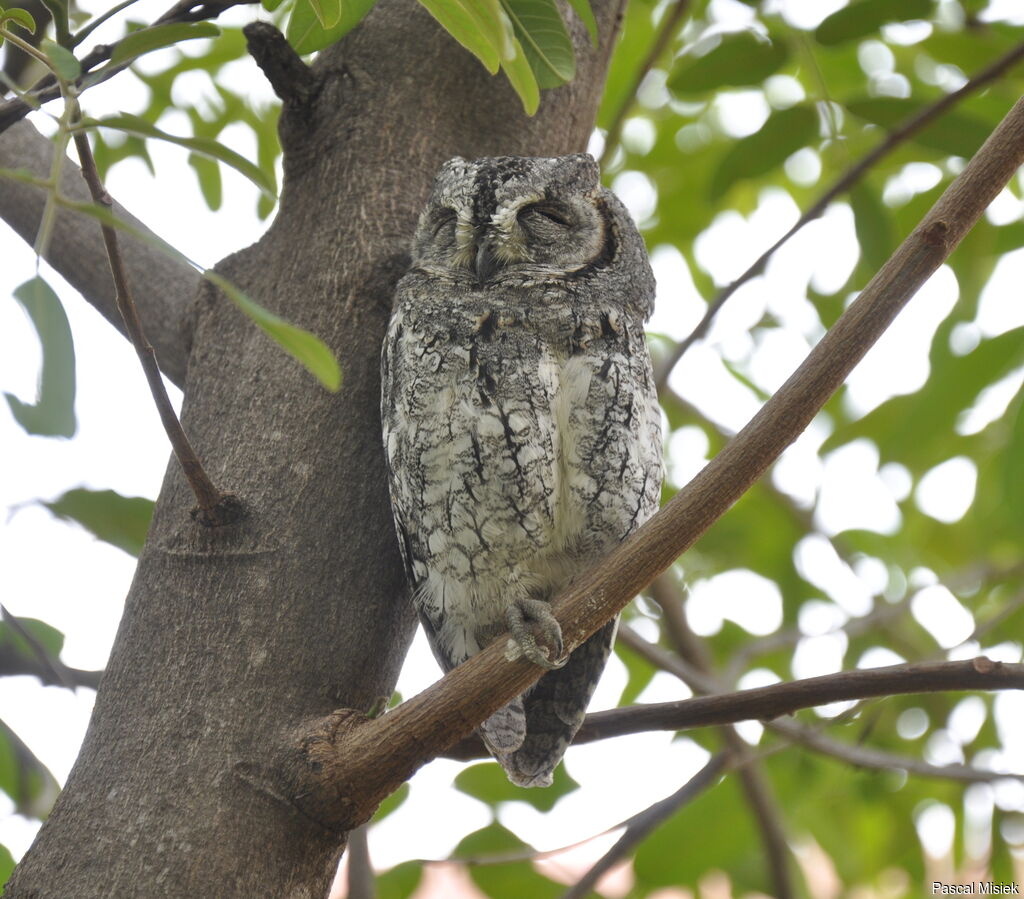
0,121,196,386
3,1,622,896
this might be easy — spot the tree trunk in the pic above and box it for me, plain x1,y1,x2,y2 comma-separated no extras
5,1,622,894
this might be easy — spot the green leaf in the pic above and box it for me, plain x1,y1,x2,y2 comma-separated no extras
501,0,574,89
844,97,991,159
500,33,540,114
1003,394,1024,534
565,0,596,44
262,0,286,11
58,197,187,266
825,327,1024,468
710,104,818,199
110,22,220,65
205,273,342,391
40,0,70,45
40,36,80,79
0,6,37,33
0,166,47,186
849,181,894,274
416,0,501,73
4,276,76,438
43,488,155,556
48,201,334,392
668,31,788,95
615,633,657,704
188,151,223,211
454,759,578,812
307,0,341,29
285,0,377,55
634,770,762,892
453,824,562,897
371,783,409,822
0,719,60,819
0,615,65,659
0,843,13,886
375,861,422,899
815,0,932,46
80,114,276,198
91,132,155,181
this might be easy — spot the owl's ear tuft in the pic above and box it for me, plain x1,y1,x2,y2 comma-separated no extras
438,156,469,178
565,153,600,190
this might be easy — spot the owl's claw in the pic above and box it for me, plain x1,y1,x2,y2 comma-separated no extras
505,598,567,670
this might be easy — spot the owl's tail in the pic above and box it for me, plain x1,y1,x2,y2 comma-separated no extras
487,618,617,789
478,695,528,760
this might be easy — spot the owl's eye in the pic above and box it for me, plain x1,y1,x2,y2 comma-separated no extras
431,210,457,237
519,204,572,228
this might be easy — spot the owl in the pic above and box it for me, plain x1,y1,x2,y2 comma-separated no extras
381,154,663,787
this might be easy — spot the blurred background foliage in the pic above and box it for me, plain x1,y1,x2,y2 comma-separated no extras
3,0,1024,895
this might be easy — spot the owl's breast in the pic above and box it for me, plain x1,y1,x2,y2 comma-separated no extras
382,285,662,651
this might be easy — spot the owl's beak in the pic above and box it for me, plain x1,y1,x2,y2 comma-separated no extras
474,242,499,283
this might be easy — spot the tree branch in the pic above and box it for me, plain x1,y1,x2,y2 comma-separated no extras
71,122,236,523
597,0,691,170
654,39,1024,390
616,625,1024,786
0,120,196,386
0,647,102,690
243,22,315,109
0,0,259,135
0,606,102,690
345,824,375,899
292,94,1024,833
562,752,731,899
644,578,796,899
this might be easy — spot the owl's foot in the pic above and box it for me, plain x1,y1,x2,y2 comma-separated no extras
505,598,566,670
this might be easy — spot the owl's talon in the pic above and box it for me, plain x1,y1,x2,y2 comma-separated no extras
506,599,567,670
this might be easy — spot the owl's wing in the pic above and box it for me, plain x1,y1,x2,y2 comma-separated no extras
381,311,444,678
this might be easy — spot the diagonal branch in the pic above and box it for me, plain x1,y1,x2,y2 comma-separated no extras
0,120,196,385
70,120,237,523
654,39,1024,390
597,0,691,170
644,578,796,899
562,752,731,899
292,95,1024,833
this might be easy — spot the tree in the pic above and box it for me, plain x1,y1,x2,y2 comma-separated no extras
0,0,1023,896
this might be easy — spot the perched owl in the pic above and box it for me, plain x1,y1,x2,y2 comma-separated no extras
381,154,663,787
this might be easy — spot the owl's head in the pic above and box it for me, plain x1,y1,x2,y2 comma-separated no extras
410,155,649,303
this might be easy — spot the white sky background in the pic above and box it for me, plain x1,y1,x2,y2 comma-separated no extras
1,0,1023,887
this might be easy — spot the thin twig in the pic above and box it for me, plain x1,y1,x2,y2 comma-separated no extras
644,578,796,899
346,824,375,899
616,625,1024,785
654,39,1024,390
1,604,72,689
70,114,236,523
562,752,731,899
598,0,691,170
0,0,258,135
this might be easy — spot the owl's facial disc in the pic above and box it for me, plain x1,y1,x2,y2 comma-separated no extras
414,155,610,282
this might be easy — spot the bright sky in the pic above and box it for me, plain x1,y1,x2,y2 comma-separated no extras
1,0,1023,891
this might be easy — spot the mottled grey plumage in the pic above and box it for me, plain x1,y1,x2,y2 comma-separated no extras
381,154,662,787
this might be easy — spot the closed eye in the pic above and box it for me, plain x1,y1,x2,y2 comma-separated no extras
431,210,457,236
520,204,572,227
